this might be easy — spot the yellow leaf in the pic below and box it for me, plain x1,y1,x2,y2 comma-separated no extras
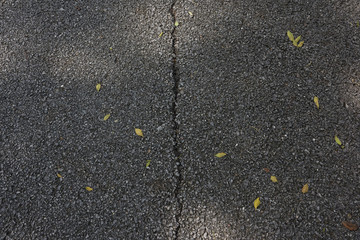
104,114,110,121
175,21,179,27
254,197,260,210
85,186,93,191
57,173,62,178
215,152,226,158
270,176,278,183
297,41,304,47
293,41,298,47
287,31,294,41
188,11,193,16
294,35,301,44
314,96,319,109
159,32,163,38
96,83,101,92
302,183,309,193
146,160,151,168
135,128,143,137
335,135,344,148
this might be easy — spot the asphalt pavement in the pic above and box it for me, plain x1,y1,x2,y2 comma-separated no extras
1,0,359,239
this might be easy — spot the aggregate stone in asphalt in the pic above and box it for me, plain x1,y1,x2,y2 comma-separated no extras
1,0,360,239
174,0,360,239
1,1,178,239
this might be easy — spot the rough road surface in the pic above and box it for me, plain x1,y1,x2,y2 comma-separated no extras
1,0,359,239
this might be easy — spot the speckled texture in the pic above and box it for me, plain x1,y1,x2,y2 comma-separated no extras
1,0,360,239
1,1,178,239
174,0,360,239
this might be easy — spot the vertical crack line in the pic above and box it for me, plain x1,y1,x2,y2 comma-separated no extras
170,1,182,239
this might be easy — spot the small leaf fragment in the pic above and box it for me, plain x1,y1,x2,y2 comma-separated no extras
175,21,179,27
287,31,294,41
302,183,309,193
294,35,301,44
314,96,319,109
264,168,270,173
85,186,93,191
270,176,278,183
57,173,63,178
104,114,111,121
188,11,193,16
334,135,344,148
96,83,101,92
342,221,359,231
215,152,226,158
297,41,304,47
135,128,144,137
146,160,151,168
254,197,260,210
159,31,164,38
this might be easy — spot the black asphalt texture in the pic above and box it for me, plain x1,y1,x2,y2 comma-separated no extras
1,0,359,239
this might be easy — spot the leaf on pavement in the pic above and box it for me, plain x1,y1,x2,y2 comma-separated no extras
270,176,278,183
85,186,93,191
287,31,294,41
297,41,304,47
314,96,319,109
335,135,344,148
135,128,144,137
188,11,193,16
294,35,301,44
104,114,110,121
254,197,260,210
146,160,151,168
342,221,359,231
302,183,309,193
96,83,101,92
159,32,163,38
57,173,63,178
175,21,179,27
215,152,226,158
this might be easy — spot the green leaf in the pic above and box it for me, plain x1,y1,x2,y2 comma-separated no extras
104,114,110,121
294,35,301,44
215,152,226,158
297,41,304,47
287,31,294,41
96,83,101,92
146,160,151,168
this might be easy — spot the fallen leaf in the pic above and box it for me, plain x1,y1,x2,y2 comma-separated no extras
293,41,298,47
270,176,278,183
335,135,344,148
264,168,270,173
302,183,309,193
104,114,110,121
254,197,260,210
159,32,163,38
175,21,179,27
215,152,226,158
314,96,319,109
57,173,62,178
135,128,143,137
146,160,151,168
297,41,304,47
96,83,101,92
188,11,193,16
294,35,301,44
85,186,93,191
287,31,294,42
342,221,359,231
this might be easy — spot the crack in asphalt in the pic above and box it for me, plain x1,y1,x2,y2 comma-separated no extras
170,1,182,239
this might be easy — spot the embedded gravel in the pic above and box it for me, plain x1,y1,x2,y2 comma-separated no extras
1,0,360,239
